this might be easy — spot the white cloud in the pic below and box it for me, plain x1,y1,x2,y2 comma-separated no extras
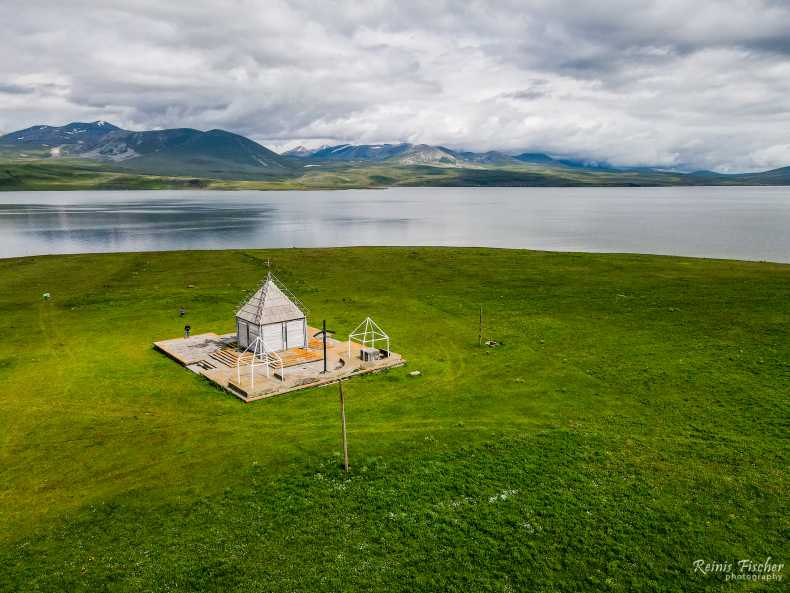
1,0,789,171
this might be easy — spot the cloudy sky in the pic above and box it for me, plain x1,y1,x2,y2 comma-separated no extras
2,0,790,171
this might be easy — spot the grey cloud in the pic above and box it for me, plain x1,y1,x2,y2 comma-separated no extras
502,89,547,101
0,0,789,170
0,83,35,94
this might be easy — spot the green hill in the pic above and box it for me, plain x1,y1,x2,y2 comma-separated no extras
732,165,790,185
110,128,296,178
0,122,296,179
0,247,786,591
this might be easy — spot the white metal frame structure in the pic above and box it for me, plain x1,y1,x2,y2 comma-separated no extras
347,317,390,360
236,335,285,389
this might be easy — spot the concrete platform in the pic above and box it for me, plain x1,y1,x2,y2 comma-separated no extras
154,326,405,403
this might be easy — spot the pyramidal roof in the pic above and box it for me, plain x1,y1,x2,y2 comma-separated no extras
236,273,305,325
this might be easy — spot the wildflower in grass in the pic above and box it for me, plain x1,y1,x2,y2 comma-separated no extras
489,489,519,503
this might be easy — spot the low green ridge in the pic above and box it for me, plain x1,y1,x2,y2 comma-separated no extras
2,158,790,190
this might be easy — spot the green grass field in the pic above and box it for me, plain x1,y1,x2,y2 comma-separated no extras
0,248,787,592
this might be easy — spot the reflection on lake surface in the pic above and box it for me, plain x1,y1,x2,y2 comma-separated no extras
0,187,788,262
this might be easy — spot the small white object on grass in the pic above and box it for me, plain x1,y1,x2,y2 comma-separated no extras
408,370,421,377
42,292,50,300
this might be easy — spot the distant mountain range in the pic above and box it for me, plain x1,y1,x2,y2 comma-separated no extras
2,121,789,186
286,142,466,166
284,142,624,170
4,121,635,178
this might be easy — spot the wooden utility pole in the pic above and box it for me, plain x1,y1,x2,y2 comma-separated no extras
322,319,328,373
339,381,349,472
479,305,483,346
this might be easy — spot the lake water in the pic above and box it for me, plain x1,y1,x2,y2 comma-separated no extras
0,187,788,262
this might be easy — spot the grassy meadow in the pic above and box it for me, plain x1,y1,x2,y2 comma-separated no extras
0,248,787,592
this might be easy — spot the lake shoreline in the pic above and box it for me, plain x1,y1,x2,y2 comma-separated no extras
3,245,789,266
